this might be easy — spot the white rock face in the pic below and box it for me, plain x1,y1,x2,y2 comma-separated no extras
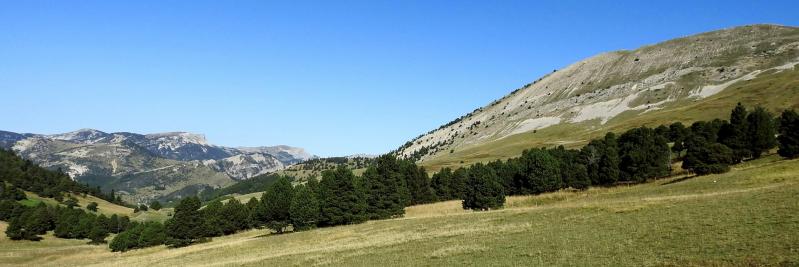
3,129,314,180
397,25,799,161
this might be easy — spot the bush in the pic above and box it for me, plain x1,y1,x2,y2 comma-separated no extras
87,202,98,212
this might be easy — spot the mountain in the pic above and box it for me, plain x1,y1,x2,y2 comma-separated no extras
0,129,316,204
396,24,799,170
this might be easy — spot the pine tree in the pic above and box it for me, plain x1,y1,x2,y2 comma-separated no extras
618,127,671,182
683,142,735,175
289,184,320,231
261,176,294,233
201,200,226,237
669,122,689,157
581,132,620,185
88,221,109,244
318,166,366,226
137,222,166,247
431,167,453,200
87,202,98,212
515,149,561,194
719,103,750,162
448,168,469,199
399,160,434,205
362,165,407,220
165,196,204,247
462,163,505,211
746,106,778,158
778,109,799,159
222,198,250,233
149,200,162,211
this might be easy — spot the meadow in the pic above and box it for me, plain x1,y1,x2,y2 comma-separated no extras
1,155,796,266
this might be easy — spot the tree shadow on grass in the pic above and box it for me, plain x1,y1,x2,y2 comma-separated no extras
660,175,698,186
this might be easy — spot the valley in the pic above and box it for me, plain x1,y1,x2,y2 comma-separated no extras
2,155,796,266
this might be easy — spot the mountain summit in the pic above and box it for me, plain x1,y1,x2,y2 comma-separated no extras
397,24,799,169
0,129,316,203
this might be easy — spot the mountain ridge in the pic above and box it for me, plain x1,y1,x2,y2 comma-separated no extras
0,128,316,204
396,24,799,169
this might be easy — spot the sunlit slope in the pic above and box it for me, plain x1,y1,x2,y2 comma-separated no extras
396,24,799,171
422,61,799,171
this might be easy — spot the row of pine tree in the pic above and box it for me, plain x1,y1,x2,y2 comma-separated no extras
2,104,798,252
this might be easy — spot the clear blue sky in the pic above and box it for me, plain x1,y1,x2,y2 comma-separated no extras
1,1,797,156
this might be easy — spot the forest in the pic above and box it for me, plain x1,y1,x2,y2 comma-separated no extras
1,104,798,252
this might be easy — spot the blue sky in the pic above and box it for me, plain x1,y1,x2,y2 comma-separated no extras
1,1,798,156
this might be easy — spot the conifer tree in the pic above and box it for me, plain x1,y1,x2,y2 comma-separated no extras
318,166,366,226
746,106,778,158
362,165,407,219
400,160,435,205
149,200,162,211
289,184,320,231
87,202,98,212
431,167,453,200
777,109,799,159
462,163,505,211
201,200,226,237
618,127,671,182
165,196,204,247
515,149,561,194
261,176,294,233
719,103,751,162
683,142,735,175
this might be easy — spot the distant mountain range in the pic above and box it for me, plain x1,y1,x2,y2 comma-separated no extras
0,129,315,204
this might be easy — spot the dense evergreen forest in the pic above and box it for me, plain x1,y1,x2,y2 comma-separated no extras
2,104,797,252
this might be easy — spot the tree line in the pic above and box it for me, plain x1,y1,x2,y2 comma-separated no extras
108,154,440,251
2,200,133,243
3,104,797,253
432,104,798,210
0,149,125,206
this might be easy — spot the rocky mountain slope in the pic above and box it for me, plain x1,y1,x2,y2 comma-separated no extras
397,24,799,170
0,129,315,203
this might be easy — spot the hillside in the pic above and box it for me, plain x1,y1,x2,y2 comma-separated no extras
2,155,796,266
276,156,374,182
0,129,315,203
396,24,799,171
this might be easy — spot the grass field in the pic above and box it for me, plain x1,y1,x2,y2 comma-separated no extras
1,155,796,266
20,191,173,223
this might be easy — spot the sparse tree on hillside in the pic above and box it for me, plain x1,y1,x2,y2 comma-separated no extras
149,200,162,211
87,202,98,212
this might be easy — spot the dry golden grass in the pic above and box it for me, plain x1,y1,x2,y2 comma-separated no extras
2,156,797,266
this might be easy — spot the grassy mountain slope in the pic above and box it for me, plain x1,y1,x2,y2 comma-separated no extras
3,155,796,266
396,24,799,171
